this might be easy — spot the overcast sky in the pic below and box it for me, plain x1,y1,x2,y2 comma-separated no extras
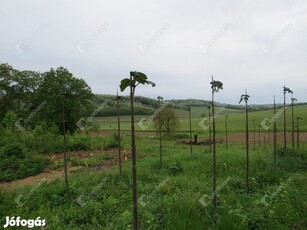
0,0,306,104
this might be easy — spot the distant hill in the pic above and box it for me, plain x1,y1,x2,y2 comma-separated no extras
93,94,307,117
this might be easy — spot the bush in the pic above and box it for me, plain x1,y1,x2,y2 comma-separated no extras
0,141,49,182
0,156,49,182
68,134,91,151
167,162,183,176
278,157,304,172
104,133,120,149
276,147,299,157
276,147,306,172
0,141,24,159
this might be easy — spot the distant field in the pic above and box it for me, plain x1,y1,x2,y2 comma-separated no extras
93,105,307,135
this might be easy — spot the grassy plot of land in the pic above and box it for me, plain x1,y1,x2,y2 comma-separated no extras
93,105,307,135
0,135,306,229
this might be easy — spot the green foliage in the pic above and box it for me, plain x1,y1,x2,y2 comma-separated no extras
0,63,94,133
104,133,121,149
38,67,94,133
276,146,299,157
68,134,91,151
119,78,131,92
2,110,18,131
120,71,155,92
0,140,24,159
167,162,183,176
0,139,306,229
0,140,49,182
210,78,223,92
153,107,180,135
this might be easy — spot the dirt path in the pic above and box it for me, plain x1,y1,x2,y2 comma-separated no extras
0,166,82,190
0,149,144,190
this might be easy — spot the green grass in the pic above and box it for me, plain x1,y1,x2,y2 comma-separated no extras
70,153,114,167
1,134,306,229
93,105,307,135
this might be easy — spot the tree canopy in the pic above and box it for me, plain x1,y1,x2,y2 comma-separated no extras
153,107,180,135
0,63,93,133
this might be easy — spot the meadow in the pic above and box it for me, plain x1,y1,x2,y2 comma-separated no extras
0,104,306,229
0,134,306,229
94,105,307,134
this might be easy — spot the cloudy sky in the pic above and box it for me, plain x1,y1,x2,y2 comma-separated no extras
1,0,306,104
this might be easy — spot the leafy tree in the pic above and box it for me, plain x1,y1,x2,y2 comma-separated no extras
37,67,93,192
37,67,93,133
2,110,18,132
0,63,43,127
153,107,180,135
0,63,17,118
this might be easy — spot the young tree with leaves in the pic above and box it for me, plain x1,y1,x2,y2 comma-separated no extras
115,91,123,176
120,71,155,230
283,86,292,155
239,90,250,191
210,75,223,208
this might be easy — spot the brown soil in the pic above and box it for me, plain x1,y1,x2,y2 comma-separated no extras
1,131,305,190
178,132,307,145
0,166,82,190
0,149,147,190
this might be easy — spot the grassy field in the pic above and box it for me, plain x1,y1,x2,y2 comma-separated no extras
94,105,307,135
1,134,306,229
1,105,306,229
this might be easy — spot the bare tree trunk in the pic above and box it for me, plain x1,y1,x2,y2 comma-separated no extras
117,99,122,176
208,108,212,151
253,119,255,150
273,97,277,168
283,92,287,155
130,79,138,230
62,101,69,192
212,92,217,208
245,101,249,191
189,108,192,155
291,100,295,149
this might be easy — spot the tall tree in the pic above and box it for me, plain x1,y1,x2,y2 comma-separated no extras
0,63,42,126
38,67,93,133
39,67,93,192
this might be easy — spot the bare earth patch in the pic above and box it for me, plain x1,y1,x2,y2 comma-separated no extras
0,149,148,190
178,132,307,145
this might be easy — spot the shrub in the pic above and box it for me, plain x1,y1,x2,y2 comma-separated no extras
0,156,49,182
104,133,120,149
0,141,24,159
0,141,49,182
68,134,91,151
167,162,183,176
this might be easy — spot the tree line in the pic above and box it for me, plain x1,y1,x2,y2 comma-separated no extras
0,63,93,133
